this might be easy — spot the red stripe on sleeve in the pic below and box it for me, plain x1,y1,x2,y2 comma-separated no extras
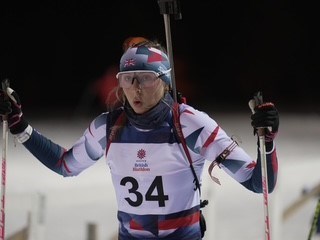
203,126,219,148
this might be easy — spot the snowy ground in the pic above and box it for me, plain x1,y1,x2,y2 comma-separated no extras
3,111,320,240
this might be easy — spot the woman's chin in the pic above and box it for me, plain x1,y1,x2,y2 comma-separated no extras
132,104,145,114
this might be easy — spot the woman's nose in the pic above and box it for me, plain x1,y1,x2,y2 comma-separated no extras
132,78,141,88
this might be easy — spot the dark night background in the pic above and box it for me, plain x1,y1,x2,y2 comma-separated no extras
1,0,319,117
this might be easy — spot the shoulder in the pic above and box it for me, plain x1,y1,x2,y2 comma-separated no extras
86,113,108,136
86,108,124,138
178,103,218,128
91,107,124,127
176,103,220,140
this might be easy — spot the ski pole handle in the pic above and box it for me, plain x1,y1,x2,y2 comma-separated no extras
1,79,10,121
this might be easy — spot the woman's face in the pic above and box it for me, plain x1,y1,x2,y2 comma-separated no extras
120,73,166,114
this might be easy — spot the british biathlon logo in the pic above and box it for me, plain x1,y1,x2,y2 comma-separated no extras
137,149,146,159
133,149,150,172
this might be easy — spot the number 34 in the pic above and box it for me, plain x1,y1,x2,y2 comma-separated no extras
120,176,169,207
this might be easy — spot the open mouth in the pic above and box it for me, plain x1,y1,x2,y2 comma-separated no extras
133,99,142,106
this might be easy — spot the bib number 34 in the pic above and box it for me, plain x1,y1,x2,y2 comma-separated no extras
120,176,169,207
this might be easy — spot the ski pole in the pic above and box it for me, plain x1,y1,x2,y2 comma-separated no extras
249,91,271,240
0,79,10,240
157,0,182,103
307,198,320,240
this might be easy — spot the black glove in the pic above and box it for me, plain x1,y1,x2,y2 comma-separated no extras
0,88,28,134
251,102,279,142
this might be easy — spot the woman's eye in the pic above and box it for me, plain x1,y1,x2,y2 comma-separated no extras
124,76,133,82
140,75,152,82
